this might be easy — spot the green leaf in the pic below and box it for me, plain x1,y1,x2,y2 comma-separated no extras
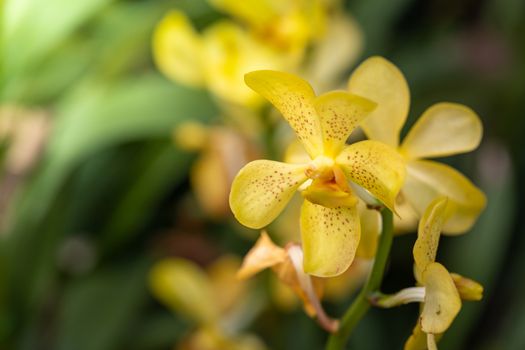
127,312,189,350
99,142,193,254
1,0,113,79
349,0,414,56
10,73,216,229
2,1,166,104
0,75,216,341
54,260,150,350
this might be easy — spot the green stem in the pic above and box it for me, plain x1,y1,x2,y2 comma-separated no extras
325,208,394,350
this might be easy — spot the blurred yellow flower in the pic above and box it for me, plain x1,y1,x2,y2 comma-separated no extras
347,56,486,234
209,0,326,58
153,0,363,106
229,70,406,277
150,256,265,350
174,122,258,219
154,11,288,107
237,231,338,332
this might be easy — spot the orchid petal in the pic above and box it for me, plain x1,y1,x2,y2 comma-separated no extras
203,22,287,106
400,103,482,159
347,56,410,147
208,256,247,314
150,259,219,325
336,140,406,212
237,231,287,279
404,160,486,234
230,160,308,228
245,70,324,157
413,197,448,282
451,273,484,301
314,91,376,157
404,323,428,350
305,14,363,92
153,11,204,87
394,193,420,234
300,200,360,277
421,262,461,334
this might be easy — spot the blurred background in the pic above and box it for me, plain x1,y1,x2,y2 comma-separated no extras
0,0,524,349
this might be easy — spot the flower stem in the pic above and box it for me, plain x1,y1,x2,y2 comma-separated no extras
325,208,394,350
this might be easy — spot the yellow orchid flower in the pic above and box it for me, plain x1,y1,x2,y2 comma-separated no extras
150,256,265,350
237,231,338,333
373,198,483,350
410,199,461,350
282,125,413,244
347,56,486,234
407,197,483,350
229,70,406,277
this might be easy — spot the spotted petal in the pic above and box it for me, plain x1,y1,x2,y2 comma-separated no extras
404,160,486,234
314,91,377,157
347,56,410,147
245,70,323,157
421,262,461,334
413,197,448,282
300,200,360,277
230,160,308,228
336,140,406,212
152,11,204,87
400,103,482,159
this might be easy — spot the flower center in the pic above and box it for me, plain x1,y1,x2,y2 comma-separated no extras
305,155,335,181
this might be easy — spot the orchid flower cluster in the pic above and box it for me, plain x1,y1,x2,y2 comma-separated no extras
229,56,486,349
153,0,362,108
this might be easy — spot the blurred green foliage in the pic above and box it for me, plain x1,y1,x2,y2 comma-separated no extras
1,0,524,349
